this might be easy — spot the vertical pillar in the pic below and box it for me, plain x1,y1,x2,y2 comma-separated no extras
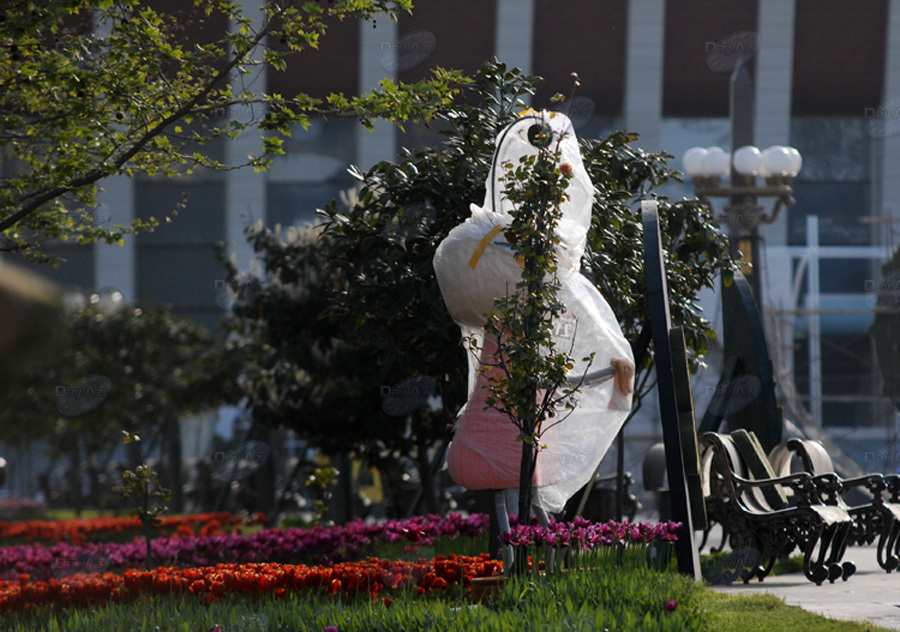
357,16,397,170
623,0,665,152
225,0,266,272
754,0,795,163
92,11,135,299
807,215,822,427
878,0,900,239
495,0,535,106
755,0,796,365
94,175,135,300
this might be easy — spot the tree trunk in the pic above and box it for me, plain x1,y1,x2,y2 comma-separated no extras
517,439,537,524
415,436,440,514
329,454,354,524
68,431,83,517
165,419,184,513
254,424,277,517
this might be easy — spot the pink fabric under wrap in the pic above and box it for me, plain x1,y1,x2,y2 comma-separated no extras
447,337,561,490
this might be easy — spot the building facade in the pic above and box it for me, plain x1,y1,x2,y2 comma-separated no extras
16,0,900,497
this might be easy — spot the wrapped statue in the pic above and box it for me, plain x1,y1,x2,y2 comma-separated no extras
433,110,634,523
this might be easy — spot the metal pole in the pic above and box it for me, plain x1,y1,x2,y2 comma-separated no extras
729,60,763,310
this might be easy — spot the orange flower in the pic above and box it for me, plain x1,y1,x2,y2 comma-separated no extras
0,555,497,613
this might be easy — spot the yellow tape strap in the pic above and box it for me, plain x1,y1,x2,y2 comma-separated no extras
468,224,505,269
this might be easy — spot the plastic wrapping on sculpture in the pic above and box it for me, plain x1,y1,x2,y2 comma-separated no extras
433,111,634,514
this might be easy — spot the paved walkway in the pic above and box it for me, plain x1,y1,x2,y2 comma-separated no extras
708,544,900,629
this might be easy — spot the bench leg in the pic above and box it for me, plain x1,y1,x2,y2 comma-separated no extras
876,514,900,572
827,521,856,581
799,522,831,586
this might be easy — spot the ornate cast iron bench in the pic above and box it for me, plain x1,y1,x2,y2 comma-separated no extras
700,429,855,585
769,438,900,573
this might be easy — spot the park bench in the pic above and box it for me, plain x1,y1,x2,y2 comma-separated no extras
700,429,855,585
770,437,900,573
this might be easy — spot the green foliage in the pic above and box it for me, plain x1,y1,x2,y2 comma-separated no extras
0,300,243,451
219,223,429,470
112,431,171,572
305,465,338,527
0,0,468,263
578,133,734,375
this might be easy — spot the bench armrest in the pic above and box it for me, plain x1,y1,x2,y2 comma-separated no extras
882,474,900,502
839,473,886,499
730,471,829,508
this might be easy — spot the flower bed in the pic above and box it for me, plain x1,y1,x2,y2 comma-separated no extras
500,517,682,573
0,516,684,619
500,516,681,548
0,513,490,580
0,554,501,613
0,512,266,545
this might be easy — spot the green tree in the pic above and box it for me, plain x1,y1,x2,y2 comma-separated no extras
478,112,584,524
0,0,466,263
0,300,244,514
321,61,734,423
113,431,171,572
219,222,455,515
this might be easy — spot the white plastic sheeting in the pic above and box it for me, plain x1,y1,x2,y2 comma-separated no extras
433,111,634,513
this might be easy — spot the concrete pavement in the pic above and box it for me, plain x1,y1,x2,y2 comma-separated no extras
708,544,900,629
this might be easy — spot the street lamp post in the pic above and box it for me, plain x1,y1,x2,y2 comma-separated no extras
682,61,802,311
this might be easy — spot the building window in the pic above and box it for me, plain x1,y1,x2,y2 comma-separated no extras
135,180,225,331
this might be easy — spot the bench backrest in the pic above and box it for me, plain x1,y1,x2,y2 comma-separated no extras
700,431,791,514
731,429,790,510
788,438,835,475
767,441,794,477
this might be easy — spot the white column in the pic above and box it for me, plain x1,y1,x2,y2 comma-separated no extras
877,0,900,239
755,0,795,250
495,0,535,106
623,0,665,152
754,0,795,156
92,12,135,299
93,176,135,300
225,0,266,272
754,0,796,374
357,16,397,170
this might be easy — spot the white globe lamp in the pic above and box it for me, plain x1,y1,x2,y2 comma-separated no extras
733,145,762,176
703,146,730,177
682,147,709,177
